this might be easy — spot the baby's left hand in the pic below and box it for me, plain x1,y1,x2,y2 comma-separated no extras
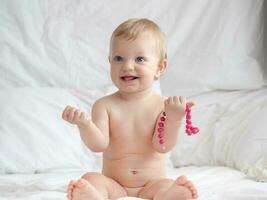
164,96,194,121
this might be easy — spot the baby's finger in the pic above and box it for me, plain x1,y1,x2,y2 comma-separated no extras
179,96,186,106
169,96,174,104
164,97,170,105
173,96,179,104
67,107,76,121
62,105,71,120
73,109,81,122
79,112,85,120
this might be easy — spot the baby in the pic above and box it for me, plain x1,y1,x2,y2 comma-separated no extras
62,18,198,200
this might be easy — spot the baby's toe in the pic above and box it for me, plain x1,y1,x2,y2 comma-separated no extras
176,176,198,198
190,189,198,199
185,181,198,198
175,175,188,185
69,180,77,188
184,180,193,189
67,180,79,200
76,178,89,188
67,187,73,200
67,192,72,200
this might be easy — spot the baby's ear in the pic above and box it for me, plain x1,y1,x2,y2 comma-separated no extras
155,59,168,79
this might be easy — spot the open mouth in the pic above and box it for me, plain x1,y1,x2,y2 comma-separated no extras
120,76,139,81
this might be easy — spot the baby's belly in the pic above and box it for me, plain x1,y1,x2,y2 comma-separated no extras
102,154,166,187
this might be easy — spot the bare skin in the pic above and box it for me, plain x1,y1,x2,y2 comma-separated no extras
62,33,198,200
63,93,197,200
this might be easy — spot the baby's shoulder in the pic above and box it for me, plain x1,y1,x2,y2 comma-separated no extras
92,93,117,109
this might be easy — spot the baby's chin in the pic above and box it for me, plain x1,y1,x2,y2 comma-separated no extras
120,87,155,95
118,87,141,94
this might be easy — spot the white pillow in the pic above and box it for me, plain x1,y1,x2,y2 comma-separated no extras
171,87,267,176
161,56,264,97
211,89,267,171
0,87,104,174
233,105,267,182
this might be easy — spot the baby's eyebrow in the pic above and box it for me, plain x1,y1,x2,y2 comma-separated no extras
112,51,120,55
135,51,146,55
111,54,123,58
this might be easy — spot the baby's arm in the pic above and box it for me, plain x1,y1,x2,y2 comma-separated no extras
62,99,109,152
152,96,193,153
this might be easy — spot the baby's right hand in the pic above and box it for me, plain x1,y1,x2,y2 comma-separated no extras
62,105,91,128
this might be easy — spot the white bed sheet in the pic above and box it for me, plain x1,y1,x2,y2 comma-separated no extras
1,166,267,200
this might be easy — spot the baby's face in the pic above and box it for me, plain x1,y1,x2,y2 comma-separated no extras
109,35,164,94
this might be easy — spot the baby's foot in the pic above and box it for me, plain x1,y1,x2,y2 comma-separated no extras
157,176,198,200
67,178,104,200
175,176,198,199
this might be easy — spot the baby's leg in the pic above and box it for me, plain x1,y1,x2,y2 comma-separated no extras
138,176,198,200
67,172,127,200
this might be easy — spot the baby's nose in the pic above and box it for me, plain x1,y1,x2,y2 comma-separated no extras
122,59,134,71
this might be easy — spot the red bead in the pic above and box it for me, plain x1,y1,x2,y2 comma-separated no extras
158,127,164,132
159,139,164,144
186,124,191,129
158,122,164,127
160,116,166,121
163,112,166,116
184,103,200,136
186,129,192,135
158,133,163,138
191,127,199,134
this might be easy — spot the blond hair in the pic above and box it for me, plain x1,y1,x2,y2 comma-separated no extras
110,18,167,60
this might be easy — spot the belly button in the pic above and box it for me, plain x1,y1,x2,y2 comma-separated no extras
131,170,138,175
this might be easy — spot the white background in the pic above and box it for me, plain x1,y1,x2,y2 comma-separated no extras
0,0,266,96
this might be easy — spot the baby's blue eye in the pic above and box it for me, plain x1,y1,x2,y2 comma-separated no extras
113,56,123,62
135,57,145,63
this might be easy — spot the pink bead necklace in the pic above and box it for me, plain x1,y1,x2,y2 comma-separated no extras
185,103,199,136
157,103,199,145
